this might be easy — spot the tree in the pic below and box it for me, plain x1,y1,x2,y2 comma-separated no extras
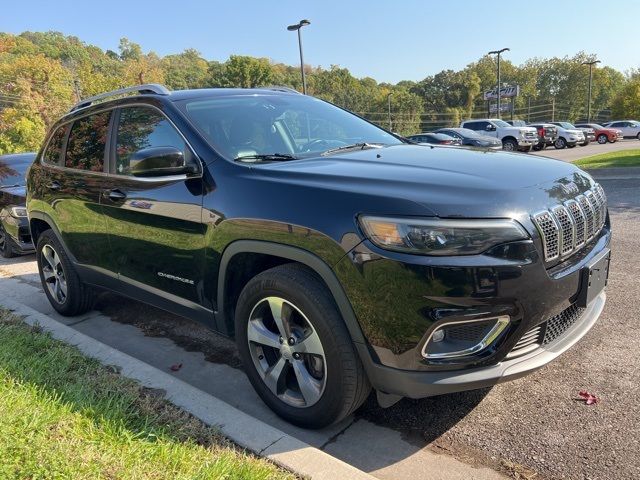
215,55,274,88
162,49,208,90
611,76,640,119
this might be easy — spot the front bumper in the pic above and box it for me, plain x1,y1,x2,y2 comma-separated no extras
2,217,34,254
517,138,537,146
358,291,605,398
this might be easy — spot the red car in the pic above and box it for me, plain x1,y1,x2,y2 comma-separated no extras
575,123,623,144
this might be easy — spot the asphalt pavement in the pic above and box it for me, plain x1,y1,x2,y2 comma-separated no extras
530,138,639,162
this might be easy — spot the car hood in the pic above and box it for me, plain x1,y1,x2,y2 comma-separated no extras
252,145,595,219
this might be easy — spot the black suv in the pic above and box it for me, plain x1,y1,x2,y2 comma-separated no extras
27,85,611,428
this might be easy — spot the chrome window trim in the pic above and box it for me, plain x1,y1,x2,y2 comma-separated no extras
421,316,510,360
39,103,203,182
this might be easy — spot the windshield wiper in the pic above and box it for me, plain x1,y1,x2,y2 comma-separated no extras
320,142,385,156
234,153,297,162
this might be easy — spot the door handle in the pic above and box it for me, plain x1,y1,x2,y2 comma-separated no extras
106,189,127,201
47,181,61,191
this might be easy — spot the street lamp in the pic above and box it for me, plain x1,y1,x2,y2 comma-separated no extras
287,19,311,94
387,93,393,130
487,48,510,118
582,59,601,122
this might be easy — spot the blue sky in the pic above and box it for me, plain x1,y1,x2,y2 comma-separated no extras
2,0,637,83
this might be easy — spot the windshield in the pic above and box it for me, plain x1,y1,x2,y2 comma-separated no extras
557,122,576,129
0,156,33,187
179,94,402,160
492,119,511,128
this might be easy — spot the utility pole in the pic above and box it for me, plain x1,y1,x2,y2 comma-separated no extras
387,93,393,130
287,20,311,94
487,48,510,118
582,59,601,122
527,97,531,123
552,98,555,122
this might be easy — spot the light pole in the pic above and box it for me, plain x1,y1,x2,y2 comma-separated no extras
582,59,600,122
487,48,510,118
387,93,393,130
287,19,311,94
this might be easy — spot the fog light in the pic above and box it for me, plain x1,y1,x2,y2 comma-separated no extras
432,329,445,343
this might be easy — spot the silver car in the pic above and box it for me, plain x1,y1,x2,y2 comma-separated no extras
603,120,640,139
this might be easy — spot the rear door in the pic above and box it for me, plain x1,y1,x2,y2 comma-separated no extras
100,105,206,305
41,111,113,272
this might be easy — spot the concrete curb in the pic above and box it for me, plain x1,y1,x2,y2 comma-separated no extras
0,297,375,480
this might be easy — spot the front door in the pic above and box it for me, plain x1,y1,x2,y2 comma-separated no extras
100,105,206,306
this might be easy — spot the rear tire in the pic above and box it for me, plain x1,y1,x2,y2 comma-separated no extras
0,224,18,258
235,263,370,428
36,229,94,316
555,137,567,149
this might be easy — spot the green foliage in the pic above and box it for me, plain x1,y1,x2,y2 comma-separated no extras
574,149,640,169
0,31,636,153
611,76,640,119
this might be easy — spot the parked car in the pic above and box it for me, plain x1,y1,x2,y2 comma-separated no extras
27,85,611,428
460,118,538,152
434,128,502,150
0,152,36,258
574,123,623,144
406,132,461,146
602,120,640,139
527,123,559,151
577,126,595,146
548,122,586,149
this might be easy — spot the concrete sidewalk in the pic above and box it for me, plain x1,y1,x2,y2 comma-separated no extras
0,258,506,480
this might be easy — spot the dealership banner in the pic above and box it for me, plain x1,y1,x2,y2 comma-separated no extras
484,85,520,100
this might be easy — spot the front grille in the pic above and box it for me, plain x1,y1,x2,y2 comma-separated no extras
543,303,585,345
532,183,607,262
508,303,586,358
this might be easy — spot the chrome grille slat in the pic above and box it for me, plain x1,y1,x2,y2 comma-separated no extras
565,200,586,248
533,184,606,263
532,211,560,261
551,205,575,257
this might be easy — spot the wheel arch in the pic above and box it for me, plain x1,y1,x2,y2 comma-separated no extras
501,136,517,144
217,240,367,347
29,211,76,262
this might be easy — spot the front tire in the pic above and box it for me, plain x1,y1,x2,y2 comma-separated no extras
502,138,517,151
235,263,370,428
555,137,567,149
36,229,94,316
0,224,18,258
597,134,608,144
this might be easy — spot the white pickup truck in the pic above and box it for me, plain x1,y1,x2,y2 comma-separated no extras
460,118,538,152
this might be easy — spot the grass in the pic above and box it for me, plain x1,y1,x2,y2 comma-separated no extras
0,309,295,480
574,148,640,169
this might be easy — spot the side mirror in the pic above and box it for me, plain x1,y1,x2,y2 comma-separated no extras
130,146,198,177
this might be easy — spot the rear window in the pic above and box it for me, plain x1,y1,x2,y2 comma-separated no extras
65,111,111,172
43,126,67,166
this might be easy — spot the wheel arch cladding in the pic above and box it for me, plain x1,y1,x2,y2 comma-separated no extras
217,240,367,347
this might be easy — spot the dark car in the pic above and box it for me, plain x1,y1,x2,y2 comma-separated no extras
0,152,36,257
527,123,559,151
27,84,611,429
406,132,461,146
434,127,502,150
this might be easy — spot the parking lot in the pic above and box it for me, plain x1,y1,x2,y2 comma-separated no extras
0,164,638,480
531,138,640,161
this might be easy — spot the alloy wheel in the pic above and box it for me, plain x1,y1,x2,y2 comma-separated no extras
247,296,327,408
41,244,68,304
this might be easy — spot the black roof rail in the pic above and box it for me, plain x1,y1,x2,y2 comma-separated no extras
69,84,171,112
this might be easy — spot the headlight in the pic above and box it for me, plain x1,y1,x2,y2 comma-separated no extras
358,216,529,255
9,207,27,218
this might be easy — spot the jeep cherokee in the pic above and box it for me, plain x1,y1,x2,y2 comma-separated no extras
26,84,611,428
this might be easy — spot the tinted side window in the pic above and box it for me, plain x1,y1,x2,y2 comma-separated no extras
65,111,111,171
43,126,67,166
465,122,481,131
115,107,188,175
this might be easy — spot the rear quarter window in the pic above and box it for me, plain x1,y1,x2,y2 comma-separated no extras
42,126,67,166
65,111,111,172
